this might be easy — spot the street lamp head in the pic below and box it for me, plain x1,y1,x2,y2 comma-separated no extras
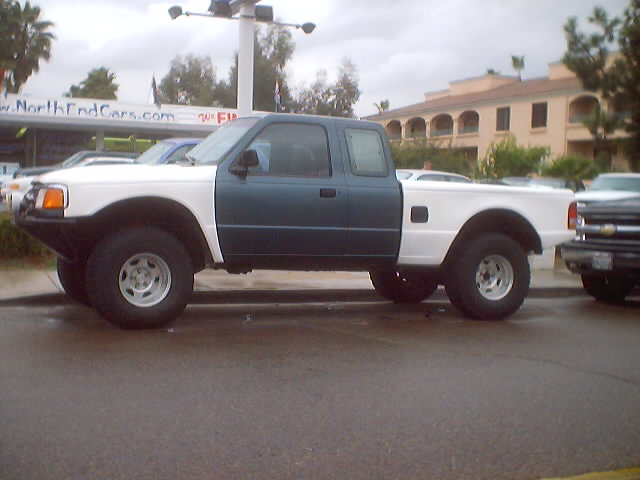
300,22,315,34
168,5,183,19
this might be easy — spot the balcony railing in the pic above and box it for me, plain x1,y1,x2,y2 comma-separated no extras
458,125,479,134
431,128,453,137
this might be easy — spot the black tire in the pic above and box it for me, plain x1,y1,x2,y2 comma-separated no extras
56,257,91,306
444,233,530,320
86,227,194,329
581,274,634,303
369,271,439,303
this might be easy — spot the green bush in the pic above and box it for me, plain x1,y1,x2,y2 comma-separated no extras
540,154,602,180
390,139,472,176
476,135,550,179
0,212,51,258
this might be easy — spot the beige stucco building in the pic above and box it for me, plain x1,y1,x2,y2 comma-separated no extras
366,61,631,171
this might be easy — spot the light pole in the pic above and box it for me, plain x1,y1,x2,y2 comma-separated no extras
168,0,315,117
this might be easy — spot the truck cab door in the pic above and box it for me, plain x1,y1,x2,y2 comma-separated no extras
215,121,348,268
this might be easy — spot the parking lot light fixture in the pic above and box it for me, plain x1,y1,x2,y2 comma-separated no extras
168,1,315,117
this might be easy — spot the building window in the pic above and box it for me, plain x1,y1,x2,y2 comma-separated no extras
531,102,548,128
496,107,510,131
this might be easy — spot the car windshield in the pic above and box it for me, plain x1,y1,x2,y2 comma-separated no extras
61,152,87,168
136,141,176,165
396,171,413,180
188,117,260,165
590,176,640,192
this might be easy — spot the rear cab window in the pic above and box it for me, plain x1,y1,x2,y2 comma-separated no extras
344,128,387,177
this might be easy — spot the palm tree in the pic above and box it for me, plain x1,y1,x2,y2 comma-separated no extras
511,55,525,81
66,67,119,100
374,99,390,113
4,1,55,93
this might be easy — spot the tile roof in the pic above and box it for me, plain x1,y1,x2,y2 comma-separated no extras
366,76,585,120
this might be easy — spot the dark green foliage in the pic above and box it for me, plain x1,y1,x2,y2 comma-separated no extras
65,67,118,100
390,139,473,176
476,135,550,179
0,0,55,93
563,1,640,170
540,154,602,179
0,213,50,258
158,54,220,106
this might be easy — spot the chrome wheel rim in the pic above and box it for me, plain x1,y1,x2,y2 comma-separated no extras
118,253,171,307
475,254,514,301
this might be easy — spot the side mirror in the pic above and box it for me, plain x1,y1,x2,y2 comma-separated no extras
230,150,259,176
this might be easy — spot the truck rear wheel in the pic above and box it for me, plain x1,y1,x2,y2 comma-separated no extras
581,274,634,303
56,257,90,306
86,227,194,329
445,233,530,320
369,271,438,303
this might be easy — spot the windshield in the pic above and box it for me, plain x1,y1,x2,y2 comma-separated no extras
590,176,640,192
188,117,260,165
136,141,176,165
61,152,86,168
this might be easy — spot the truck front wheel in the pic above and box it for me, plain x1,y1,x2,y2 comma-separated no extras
581,274,634,303
445,234,530,320
369,271,438,303
86,227,194,329
56,257,90,306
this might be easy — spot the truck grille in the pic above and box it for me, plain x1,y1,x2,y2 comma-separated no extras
578,201,640,243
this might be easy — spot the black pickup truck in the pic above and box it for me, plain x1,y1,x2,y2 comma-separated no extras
561,196,640,302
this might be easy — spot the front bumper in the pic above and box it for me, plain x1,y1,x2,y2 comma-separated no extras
561,240,640,280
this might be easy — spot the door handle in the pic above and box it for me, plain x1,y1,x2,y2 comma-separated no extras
319,188,337,198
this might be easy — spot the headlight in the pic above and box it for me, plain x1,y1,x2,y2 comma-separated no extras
35,187,67,209
21,184,68,217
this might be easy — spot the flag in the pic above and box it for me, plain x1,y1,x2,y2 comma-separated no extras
151,75,161,108
274,78,282,112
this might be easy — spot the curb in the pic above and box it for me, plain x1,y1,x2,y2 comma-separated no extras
0,286,587,307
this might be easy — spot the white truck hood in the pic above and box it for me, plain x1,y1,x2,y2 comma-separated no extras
38,163,216,185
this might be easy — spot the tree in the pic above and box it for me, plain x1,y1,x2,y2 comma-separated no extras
65,67,118,100
374,100,390,113
390,139,472,176
0,0,55,93
158,54,219,106
582,103,624,169
292,58,361,118
540,154,601,179
563,1,640,170
476,135,549,179
511,55,525,80
221,23,296,111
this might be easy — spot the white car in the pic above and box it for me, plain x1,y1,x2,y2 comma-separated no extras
0,162,21,203
575,173,640,203
396,169,472,183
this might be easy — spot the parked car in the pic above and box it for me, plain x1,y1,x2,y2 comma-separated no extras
502,176,585,192
576,173,640,203
13,150,138,178
396,169,472,183
135,138,202,165
0,162,21,203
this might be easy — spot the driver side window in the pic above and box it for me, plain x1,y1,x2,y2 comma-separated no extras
246,123,331,177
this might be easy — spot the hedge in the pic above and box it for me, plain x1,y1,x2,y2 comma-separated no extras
0,212,51,258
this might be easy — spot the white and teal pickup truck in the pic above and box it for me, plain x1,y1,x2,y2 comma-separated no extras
12,114,575,329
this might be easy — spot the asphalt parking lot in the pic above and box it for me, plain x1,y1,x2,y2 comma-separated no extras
1,291,639,480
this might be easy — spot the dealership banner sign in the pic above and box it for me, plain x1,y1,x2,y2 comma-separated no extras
0,94,238,129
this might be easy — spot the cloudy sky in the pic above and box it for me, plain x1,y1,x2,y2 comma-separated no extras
21,0,630,117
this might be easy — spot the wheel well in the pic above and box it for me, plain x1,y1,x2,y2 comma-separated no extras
76,197,213,272
443,209,542,267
